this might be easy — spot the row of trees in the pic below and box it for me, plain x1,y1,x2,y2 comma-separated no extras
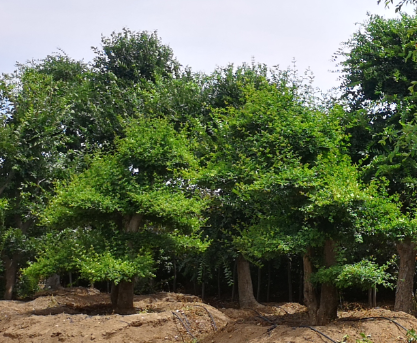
2,8,417,324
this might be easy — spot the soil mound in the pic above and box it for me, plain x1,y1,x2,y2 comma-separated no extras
1,289,417,342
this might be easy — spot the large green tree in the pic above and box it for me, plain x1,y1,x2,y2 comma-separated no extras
336,13,417,312
199,64,354,318
39,117,206,312
0,58,91,299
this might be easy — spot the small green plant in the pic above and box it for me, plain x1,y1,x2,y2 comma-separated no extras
15,273,39,299
407,329,417,342
356,333,374,343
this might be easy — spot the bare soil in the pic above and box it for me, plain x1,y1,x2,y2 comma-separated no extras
0,288,416,342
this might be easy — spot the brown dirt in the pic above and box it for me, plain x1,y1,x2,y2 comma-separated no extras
0,289,416,343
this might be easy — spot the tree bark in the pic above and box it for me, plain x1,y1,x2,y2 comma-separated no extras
3,254,19,300
109,213,142,313
111,281,135,314
394,240,416,313
237,255,262,308
316,239,338,325
303,248,318,325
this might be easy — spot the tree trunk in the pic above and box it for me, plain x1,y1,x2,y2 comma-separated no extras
368,288,373,308
394,240,416,313
316,239,338,325
237,255,262,308
111,282,119,306
3,254,19,300
173,258,177,293
288,257,293,302
256,266,261,302
68,272,73,287
303,248,318,325
317,283,338,325
111,281,135,314
2,217,32,300
298,271,303,304
267,262,271,303
231,260,237,302
217,268,221,299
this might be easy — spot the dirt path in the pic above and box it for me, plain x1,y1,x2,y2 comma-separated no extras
0,289,416,342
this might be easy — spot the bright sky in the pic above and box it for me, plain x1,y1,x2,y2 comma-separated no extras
0,0,414,91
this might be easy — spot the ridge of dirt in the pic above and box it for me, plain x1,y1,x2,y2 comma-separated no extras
1,289,417,342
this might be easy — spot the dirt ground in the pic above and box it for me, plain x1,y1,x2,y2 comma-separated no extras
0,288,416,343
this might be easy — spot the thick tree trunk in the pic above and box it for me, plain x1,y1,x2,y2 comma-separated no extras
304,240,338,326
317,283,338,325
111,282,119,306
316,239,338,325
111,281,135,314
303,248,318,325
109,213,142,313
3,254,19,300
2,217,32,300
237,255,262,308
394,240,416,313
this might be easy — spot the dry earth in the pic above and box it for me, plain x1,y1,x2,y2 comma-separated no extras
0,288,416,343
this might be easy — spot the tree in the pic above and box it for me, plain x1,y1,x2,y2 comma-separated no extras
200,63,348,312
0,59,91,299
0,30,193,299
39,117,206,312
93,29,180,85
336,13,417,312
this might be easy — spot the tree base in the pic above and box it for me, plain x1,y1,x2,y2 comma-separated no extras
111,280,135,314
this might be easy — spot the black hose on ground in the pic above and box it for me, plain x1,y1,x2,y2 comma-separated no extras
172,311,196,340
193,304,218,331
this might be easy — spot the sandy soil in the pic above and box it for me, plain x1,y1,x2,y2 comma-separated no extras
0,288,416,343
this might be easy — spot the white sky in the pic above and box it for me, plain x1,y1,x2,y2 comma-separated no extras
0,0,415,91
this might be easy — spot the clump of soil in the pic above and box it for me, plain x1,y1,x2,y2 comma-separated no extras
0,288,416,342
0,289,228,343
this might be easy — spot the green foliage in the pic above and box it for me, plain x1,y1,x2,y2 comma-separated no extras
15,273,39,299
407,329,417,342
22,229,85,280
79,250,154,285
378,0,417,12
93,28,180,84
39,114,206,285
312,258,395,290
337,13,417,103
356,333,374,343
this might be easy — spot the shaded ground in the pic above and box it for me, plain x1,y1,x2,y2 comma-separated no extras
0,288,416,342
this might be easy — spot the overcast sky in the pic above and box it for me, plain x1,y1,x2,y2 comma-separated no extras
0,0,414,91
